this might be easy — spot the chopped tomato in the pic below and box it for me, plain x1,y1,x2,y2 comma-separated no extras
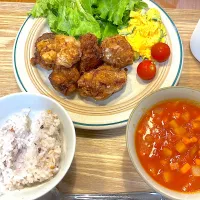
183,137,198,145
180,163,191,174
195,159,200,166
170,163,179,171
169,120,178,129
163,171,172,183
175,142,187,154
190,145,198,157
162,147,172,157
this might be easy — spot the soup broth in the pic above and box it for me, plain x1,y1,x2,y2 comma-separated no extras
135,99,200,192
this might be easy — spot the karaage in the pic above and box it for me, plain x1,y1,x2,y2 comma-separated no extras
49,66,80,96
31,33,81,70
78,65,127,100
101,35,134,68
79,33,102,74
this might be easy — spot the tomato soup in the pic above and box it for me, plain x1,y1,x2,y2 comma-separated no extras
135,99,200,192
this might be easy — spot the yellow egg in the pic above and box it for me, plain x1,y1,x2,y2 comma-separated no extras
119,8,167,59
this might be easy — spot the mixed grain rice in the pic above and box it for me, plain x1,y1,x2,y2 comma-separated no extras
0,109,62,191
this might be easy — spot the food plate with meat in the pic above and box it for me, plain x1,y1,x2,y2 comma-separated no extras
13,0,183,130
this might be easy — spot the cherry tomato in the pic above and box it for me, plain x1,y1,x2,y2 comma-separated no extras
137,60,156,80
151,42,170,62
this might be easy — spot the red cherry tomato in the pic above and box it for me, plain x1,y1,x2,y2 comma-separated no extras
151,42,170,62
137,60,156,80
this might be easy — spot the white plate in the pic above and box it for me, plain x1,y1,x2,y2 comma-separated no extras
12,0,183,130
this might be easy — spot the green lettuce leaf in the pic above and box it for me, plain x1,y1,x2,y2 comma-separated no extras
54,0,101,38
80,0,97,14
30,0,148,40
94,0,147,25
30,0,60,17
31,0,101,38
94,0,128,25
98,20,118,40
127,0,148,11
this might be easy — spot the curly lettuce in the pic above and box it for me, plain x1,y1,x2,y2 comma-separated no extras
30,0,147,40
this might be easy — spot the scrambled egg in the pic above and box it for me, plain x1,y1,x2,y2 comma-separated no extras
119,8,166,59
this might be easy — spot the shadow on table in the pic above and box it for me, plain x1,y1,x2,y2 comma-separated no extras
122,150,150,193
75,126,126,139
57,157,77,193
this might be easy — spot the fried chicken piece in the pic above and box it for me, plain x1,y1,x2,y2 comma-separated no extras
79,33,103,74
31,33,55,70
54,35,81,67
78,65,127,100
31,33,81,70
101,35,134,68
49,66,80,96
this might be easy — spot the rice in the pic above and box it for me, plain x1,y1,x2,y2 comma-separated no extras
0,109,62,192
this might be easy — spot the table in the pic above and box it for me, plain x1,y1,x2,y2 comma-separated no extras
0,0,200,9
0,1,200,195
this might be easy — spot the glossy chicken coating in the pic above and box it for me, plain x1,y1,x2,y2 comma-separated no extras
31,33,81,70
49,66,80,96
31,33,55,70
54,35,81,67
78,65,127,100
101,35,134,68
79,33,103,74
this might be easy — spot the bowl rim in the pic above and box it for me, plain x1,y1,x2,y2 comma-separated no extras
126,86,200,200
0,92,76,200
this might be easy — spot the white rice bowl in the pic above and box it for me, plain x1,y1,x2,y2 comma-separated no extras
0,93,76,200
